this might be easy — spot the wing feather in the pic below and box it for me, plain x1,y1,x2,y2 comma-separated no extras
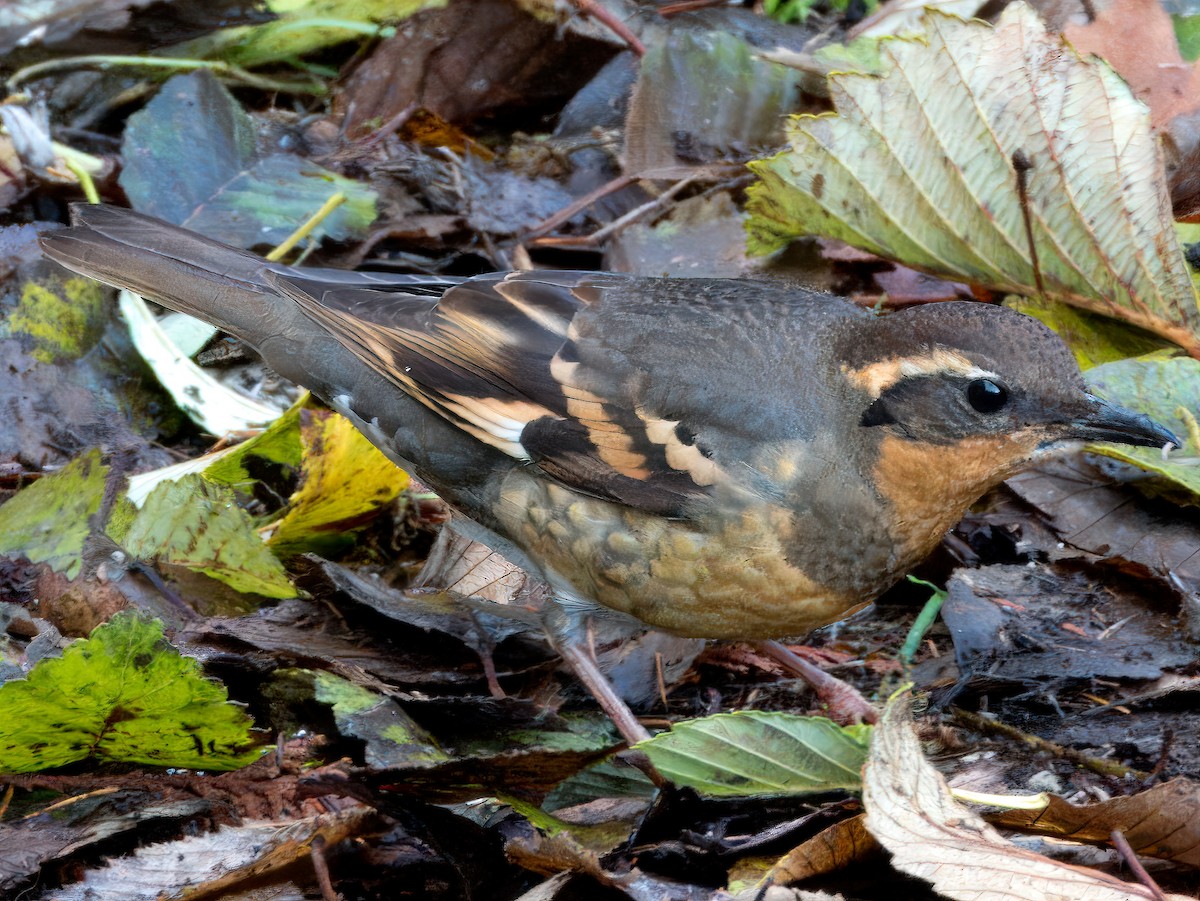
270,269,729,515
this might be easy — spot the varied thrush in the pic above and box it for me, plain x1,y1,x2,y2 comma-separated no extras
40,204,1178,740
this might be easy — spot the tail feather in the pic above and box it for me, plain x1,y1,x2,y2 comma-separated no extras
40,205,285,346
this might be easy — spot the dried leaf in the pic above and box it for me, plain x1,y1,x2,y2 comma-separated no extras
993,778,1200,867
863,691,1193,900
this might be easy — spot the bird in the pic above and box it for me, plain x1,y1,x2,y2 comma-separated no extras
40,203,1178,743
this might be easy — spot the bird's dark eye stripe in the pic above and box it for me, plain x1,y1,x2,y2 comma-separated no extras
966,378,1008,414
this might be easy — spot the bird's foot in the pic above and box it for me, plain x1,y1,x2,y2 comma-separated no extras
755,639,879,725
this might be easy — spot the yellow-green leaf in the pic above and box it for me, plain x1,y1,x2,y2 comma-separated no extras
0,449,106,578
0,612,261,773
266,407,408,556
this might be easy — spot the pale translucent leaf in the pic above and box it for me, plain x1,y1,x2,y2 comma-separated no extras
748,4,1200,355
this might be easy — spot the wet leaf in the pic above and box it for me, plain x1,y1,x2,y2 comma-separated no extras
637,711,869,797
0,612,261,773
121,70,376,248
310,670,446,769
6,270,106,364
124,474,296,599
747,4,1200,355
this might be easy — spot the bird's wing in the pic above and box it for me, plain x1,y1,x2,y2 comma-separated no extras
270,269,731,516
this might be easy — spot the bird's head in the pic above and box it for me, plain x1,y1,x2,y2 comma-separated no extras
832,302,1177,554
844,301,1177,456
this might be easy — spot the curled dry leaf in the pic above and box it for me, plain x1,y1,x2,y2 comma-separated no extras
863,691,1195,901
992,778,1200,868
747,3,1200,356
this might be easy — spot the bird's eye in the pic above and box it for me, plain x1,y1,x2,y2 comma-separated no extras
966,378,1008,414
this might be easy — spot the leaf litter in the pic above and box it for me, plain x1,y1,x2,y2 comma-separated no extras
4,0,1200,898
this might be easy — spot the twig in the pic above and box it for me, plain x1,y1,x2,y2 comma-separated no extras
1110,830,1167,901
953,708,1149,779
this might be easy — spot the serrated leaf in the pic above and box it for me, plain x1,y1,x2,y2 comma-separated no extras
637,711,869,797
0,612,261,773
266,407,408,556
124,474,296,598
0,449,106,578
747,4,1200,355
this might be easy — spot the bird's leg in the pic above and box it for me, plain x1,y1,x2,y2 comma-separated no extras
542,602,652,745
756,639,879,725
552,633,653,746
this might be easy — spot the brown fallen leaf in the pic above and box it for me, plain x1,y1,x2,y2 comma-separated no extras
758,812,881,887
49,807,377,901
992,778,1200,868
863,691,1195,900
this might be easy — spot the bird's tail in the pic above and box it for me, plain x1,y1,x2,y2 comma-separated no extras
39,204,282,346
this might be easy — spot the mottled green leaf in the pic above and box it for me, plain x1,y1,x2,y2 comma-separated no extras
6,272,107,364
0,449,106,578
311,671,446,769
0,612,261,773
124,474,296,598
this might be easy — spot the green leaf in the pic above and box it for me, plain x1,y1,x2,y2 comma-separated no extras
124,474,296,598
1006,297,1172,371
0,449,106,578
174,0,445,69
637,711,870,797
6,273,107,364
1174,14,1200,61
0,612,261,773
746,5,1200,355
311,670,446,769
1085,353,1200,497
203,399,305,487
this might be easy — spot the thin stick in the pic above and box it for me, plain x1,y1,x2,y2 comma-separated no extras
1012,149,1046,299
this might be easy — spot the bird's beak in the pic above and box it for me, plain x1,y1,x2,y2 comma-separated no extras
1064,394,1181,449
